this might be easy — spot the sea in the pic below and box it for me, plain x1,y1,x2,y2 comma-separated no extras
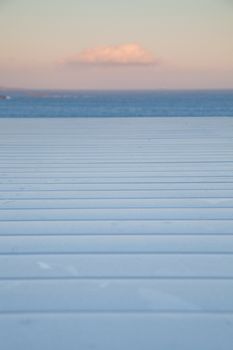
0,89,232,118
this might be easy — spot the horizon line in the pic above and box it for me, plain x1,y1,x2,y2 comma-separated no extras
1,87,233,92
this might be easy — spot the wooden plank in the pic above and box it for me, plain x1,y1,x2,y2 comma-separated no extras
1,189,233,199
0,208,233,221
1,235,233,254
1,279,233,312
0,182,232,190
0,254,232,278
1,314,233,350
0,219,233,235
0,117,233,350
0,198,233,209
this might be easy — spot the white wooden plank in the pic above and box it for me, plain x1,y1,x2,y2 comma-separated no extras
2,163,233,170
1,189,233,199
1,176,233,184
0,198,233,209
1,116,233,350
0,314,233,350
0,219,233,235
0,208,233,221
0,279,233,312
0,182,232,190
0,171,233,178
0,254,232,278
1,235,233,254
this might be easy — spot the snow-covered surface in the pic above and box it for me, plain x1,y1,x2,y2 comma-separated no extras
0,117,233,349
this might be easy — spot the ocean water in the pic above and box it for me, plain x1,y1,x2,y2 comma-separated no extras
0,89,232,118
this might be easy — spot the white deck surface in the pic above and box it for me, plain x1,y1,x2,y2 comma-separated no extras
0,117,233,349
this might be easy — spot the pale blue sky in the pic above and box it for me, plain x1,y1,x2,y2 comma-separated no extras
0,0,232,88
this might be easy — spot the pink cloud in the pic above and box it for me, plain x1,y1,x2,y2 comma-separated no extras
62,44,157,66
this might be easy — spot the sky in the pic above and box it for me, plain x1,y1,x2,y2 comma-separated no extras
0,0,233,89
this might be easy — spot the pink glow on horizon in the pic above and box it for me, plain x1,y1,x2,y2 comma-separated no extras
62,44,157,66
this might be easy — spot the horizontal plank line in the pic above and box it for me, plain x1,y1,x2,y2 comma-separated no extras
1,181,233,185
1,233,232,237
1,233,233,237
1,252,233,256
1,160,233,163
4,218,231,222
1,152,232,154
1,197,232,201
1,218,233,222
0,207,233,210
1,197,232,202
1,276,233,281
2,189,233,192
1,163,233,167
1,310,233,316
1,175,233,178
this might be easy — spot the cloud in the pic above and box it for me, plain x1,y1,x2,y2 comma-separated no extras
62,44,157,67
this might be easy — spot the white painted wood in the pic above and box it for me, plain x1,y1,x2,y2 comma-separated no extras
0,117,233,349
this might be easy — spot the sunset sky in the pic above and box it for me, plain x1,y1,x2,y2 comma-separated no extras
0,0,233,89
